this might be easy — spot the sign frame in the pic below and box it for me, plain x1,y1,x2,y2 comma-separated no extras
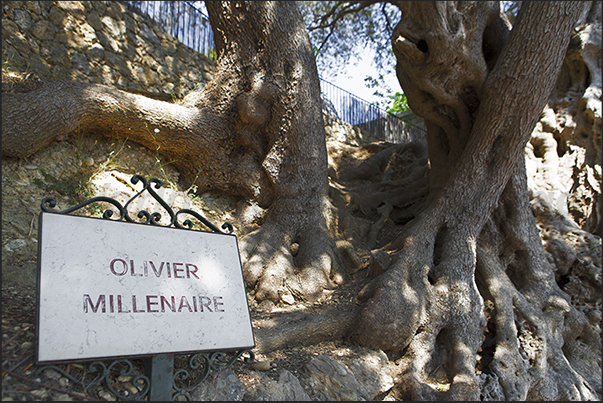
35,174,255,365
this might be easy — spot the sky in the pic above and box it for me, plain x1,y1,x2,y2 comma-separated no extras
321,48,399,109
191,1,398,108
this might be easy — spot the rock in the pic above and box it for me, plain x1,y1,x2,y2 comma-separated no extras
41,369,61,381
4,239,27,252
246,369,311,401
252,360,272,371
280,293,295,305
257,299,275,312
31,19,56,41
304,354,365,400
13,9,34,32
189,368,245,401
30,389,50,399
2,1,216,102
347,348,394,399
96,389,117,401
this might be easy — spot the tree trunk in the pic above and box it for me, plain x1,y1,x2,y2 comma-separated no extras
2,1,344,304
201,2,346,303
2,1,600,400
351,1,600,400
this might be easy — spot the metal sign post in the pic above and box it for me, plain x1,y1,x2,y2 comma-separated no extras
34,174,255,400
145,354,174,401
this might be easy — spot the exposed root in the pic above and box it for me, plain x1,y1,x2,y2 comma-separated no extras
478,245,599,400
327,139,430,250
252,301,361,353
238,202,345,304
470,168,602,400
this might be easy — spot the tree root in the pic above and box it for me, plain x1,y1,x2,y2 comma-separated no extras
252,301,361,353
238,199,346,303
478,245,599,400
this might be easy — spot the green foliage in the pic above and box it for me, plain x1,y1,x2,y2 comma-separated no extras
2,50,13,72
34,166,96,205
299,1,400,78
386,92,409,114
364,74,408,113
204,48,217,62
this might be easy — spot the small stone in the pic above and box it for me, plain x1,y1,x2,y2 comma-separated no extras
123,382,140,395
117,375,132,383
257,299,275,312
84,157,95,166
252,360,272,371
4,239,27,252
24,165,38,170
30,389,50,399
42,368,62,380
281,293,295,305
290,242,299,256
97,389,117,401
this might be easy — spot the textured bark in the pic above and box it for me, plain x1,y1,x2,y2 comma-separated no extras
2,1,343,304
350,1,600,400
2,1,600,400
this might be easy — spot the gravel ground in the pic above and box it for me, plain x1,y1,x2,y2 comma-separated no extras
1,135,377,401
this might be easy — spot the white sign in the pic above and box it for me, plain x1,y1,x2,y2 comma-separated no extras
36,212,255,363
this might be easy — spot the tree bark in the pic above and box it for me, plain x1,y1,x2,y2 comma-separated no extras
2,1,344,304
351,1,599,400
2,1,600,400
201,2,347,303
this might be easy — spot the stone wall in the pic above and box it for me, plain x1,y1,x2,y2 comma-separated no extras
2,1,216,98
1,0,404,146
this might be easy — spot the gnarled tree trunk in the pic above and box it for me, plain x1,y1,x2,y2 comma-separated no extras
351,1,600,400
2,1,600,401
2,1,344,305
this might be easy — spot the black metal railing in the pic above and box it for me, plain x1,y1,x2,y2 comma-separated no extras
124,0,214,57
319,78,425,143
122,0,426,143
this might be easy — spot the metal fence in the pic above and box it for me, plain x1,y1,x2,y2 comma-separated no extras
319,79,425,143
121,1,425,143
124,1,214,56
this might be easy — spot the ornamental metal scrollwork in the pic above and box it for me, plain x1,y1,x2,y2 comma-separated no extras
35,173,250,400
172,350,255,401
34,359,150,401
40,174,233,234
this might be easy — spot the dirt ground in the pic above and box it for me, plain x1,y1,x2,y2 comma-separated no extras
2,130,601,400
1,135,383,401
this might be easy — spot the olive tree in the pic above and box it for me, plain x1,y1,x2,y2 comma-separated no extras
2,1,600,400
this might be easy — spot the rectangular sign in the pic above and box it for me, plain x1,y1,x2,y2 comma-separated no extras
36,212,255,363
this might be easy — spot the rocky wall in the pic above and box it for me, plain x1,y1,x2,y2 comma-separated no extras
2,1,216,98
1,0,382,145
